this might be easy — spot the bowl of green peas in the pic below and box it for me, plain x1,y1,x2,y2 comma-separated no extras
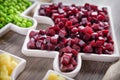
0,0,37,37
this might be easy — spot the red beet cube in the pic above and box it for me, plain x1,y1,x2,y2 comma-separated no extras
71,57,77,66
29,31,38,38
71,49,78,57
50,37,58,45
27,39,36,49
72,44,81,52
83,45,93,53
36,40,43,49
79,39,86,47
105,43,114,51
61,53,73,65
59,29,66,38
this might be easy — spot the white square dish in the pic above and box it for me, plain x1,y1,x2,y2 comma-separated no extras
42,70,75,80
0,50,26,80
0,1,38,37
22,3,119,62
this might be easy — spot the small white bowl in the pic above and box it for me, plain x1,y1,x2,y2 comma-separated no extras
53,54,82,78
0,1,38,37
43,70,75,80
0,50,26,80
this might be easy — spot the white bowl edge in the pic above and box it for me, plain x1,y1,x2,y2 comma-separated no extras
53,53,82,78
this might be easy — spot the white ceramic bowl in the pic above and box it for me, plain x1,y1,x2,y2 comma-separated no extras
42,70,75,80
53,54,82,78
24,3,120,62
0,1,38,37
0,50,26,80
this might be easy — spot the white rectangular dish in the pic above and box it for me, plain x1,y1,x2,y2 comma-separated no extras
42,70,74,80
0,50,26,80
0,1,38,37
22,3,119,62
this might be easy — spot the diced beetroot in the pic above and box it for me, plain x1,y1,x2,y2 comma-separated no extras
90,4,98,10
83,45,93,53
72,44,81,52
92,32,98,40
58,8,64,14
84,3,90,10
45,7,51,17
27,39,36,49
71,57,77,66
58,42,65,49
74,38,80,44
29,31,38,38
41,43,47,50
76,11,84,21
61,46,72,53
79,39,86,47
91,11,98,17
61,18,68,24
39,9,46,16
71,27,78,33
50,37,58,45
39,29,46,35
71,49,78,57
46,36,51,43
58,22,64,29
55,18,61,24
83,26,93,34
47,43,55,50
59,29,66,38
61,53,72,65
52,25,60,33
104,50,113,54
102,7,108,14
65,21,72,27
105,43,114,51
83,33,91,41
36,40,43,49
95,39,104,47
98,31,103,36
65,64,74,72
102,30,109,36
60,64,74,72
89,40,96,47
81,18,88,25
70,18,78,24
46,28,55,36
92,23,99,31
95,47,103,54
52,13,60,20
97,14,105,21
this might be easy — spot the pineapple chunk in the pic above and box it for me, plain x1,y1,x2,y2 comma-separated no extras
0,53,18,80
47,72,66,80
47,73,58,80
0,65,11,80
0,53,11,66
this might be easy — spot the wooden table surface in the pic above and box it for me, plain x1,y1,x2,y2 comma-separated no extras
0,0,120,80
